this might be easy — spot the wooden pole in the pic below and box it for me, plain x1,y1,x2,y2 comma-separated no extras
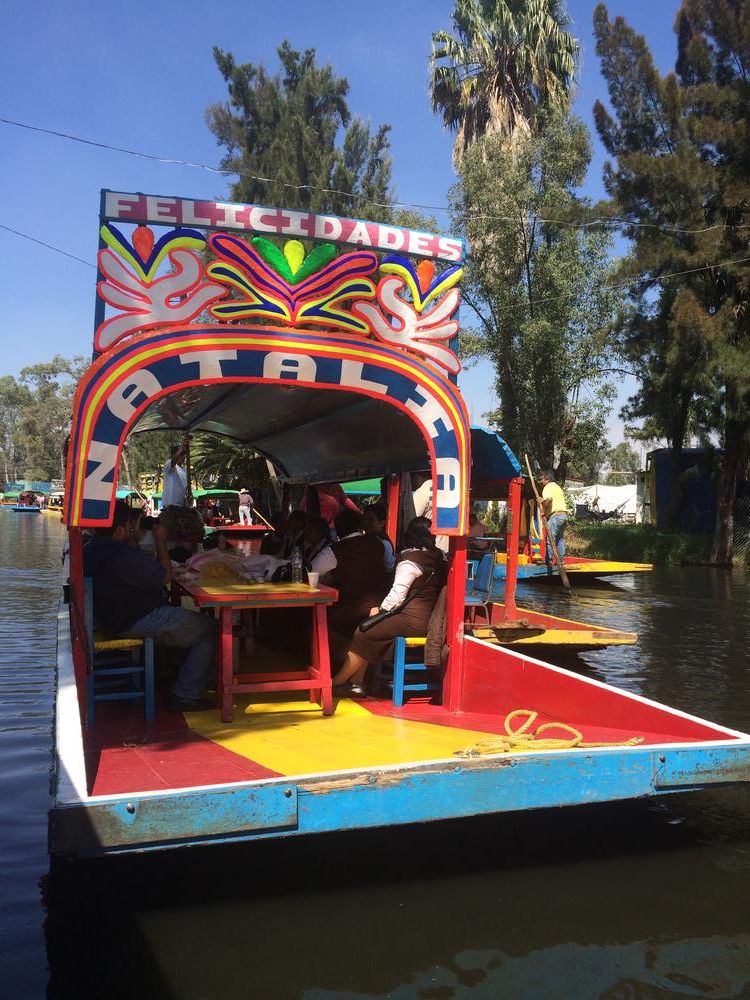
523,454,573,593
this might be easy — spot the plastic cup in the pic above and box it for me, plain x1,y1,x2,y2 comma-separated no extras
307,571,320,589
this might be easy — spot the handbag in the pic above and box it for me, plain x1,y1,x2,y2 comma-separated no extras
358,567,436,633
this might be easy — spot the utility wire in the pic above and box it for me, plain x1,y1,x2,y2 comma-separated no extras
0,222,96,269
2,116,750,238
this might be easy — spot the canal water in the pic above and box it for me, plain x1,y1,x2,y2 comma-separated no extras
2,512,750,998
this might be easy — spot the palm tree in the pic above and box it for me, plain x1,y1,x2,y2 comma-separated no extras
430,0,579,162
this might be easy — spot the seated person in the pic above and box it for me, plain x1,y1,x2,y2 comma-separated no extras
326,508,391,670
300,482,360,531
203,531,234,552
468,511,491,554
153,505,206,579
277,509,306,560
83,501,217,711
259,512,288,556
303,515,337,578
331,516,445,697
362,501,395,572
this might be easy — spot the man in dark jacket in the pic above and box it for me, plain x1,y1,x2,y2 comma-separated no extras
83,502,216,711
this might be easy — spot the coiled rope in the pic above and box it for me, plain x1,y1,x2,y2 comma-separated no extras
454,709,645,757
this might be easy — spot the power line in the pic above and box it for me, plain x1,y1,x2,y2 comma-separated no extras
2,116,749,238
0,222,96,269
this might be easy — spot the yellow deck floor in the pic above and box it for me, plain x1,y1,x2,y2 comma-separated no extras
186,696,492,776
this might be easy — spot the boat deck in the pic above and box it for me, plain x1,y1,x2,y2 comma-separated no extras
84,672,735,798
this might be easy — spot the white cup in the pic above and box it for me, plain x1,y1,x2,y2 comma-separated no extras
307,571,320,589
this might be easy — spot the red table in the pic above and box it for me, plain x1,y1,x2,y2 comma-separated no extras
175,576,338,722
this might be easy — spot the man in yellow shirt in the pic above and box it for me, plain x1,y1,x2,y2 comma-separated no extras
539,470,567,571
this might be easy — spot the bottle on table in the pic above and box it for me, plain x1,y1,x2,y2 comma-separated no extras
291,546,304,584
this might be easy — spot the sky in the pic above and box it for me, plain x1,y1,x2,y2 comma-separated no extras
1,0,682,444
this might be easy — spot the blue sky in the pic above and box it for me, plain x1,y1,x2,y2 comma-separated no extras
1,1,680,443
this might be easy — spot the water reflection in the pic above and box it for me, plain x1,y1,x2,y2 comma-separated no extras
46,800,750,999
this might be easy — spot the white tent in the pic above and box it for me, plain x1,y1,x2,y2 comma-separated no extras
567,483,638,520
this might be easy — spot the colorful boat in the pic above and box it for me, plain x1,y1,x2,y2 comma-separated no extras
493,552,653,582
50,189,750,857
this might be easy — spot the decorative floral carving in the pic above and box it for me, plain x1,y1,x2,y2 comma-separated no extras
207,235,378,333
351,255,463,374
94,225,226,352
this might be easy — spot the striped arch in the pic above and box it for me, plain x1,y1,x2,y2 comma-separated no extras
64,326,471,533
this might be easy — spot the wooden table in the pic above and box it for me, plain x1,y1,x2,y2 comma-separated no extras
175,576,338,722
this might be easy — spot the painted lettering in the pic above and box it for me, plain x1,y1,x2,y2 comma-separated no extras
404,386,449,440
437,236,463,262
339,360,388,395
104,191,143,219
377,226,406,251
435,457,461,508
407,231,432,255
346,220,372,246
145,196,179,223
107,369,163,423
178,350,238,380
279,211,314,238
314,215,343,240
262,352,318,382
83,441,120,502
248,207,282,233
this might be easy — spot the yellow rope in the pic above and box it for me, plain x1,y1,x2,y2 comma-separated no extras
454,709,645,757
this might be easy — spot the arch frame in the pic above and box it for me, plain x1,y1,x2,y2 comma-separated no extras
65,325,471,533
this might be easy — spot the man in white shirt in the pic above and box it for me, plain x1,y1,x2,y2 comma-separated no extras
162,440,188,508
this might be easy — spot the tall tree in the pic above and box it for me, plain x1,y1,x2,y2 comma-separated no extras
453,113,620,478
18,356,87,480
0,376,31,484
206,42,393,217
605,441,640,484
430,0,579,161
593,2,750,560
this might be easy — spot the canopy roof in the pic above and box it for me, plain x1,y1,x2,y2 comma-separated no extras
469,426,523,495
132,382,431,484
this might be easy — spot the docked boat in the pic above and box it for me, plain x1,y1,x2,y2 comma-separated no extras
50,188,750,858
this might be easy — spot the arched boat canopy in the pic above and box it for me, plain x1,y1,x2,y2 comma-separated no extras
64,189,472,533
65,326,470,532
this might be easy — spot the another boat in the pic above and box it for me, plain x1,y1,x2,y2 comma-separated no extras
13,504,41,513
50,188,750,858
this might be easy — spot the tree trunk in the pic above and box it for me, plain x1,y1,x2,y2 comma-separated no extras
710,440,742,566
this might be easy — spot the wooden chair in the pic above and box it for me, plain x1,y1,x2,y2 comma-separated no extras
377,636,441,708
84,578,155,726
464,552,497,624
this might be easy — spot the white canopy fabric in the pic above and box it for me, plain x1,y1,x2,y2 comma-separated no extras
567,483,637,516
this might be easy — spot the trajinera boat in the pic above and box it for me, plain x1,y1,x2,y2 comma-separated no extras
51,188,750,857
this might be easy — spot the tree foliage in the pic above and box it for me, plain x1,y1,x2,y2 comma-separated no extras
206,42,393,217
593,1,750,561
604,441,640,484
452,112,620,479
430,0,579,161
0,356,87,483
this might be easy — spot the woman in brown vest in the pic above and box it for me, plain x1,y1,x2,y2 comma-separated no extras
331,516,444,696
327,508,392,670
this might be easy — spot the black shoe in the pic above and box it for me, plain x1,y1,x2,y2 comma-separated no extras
349,683,367,698
167,695,215,712
333,683,354,698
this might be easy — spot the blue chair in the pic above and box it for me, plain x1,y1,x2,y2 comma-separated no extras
384,636,441,708
84,578,155,726
464,552,497,624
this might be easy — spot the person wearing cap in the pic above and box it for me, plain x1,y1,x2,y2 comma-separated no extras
238,487,253,525
162,438,188,508
538,470,568,571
